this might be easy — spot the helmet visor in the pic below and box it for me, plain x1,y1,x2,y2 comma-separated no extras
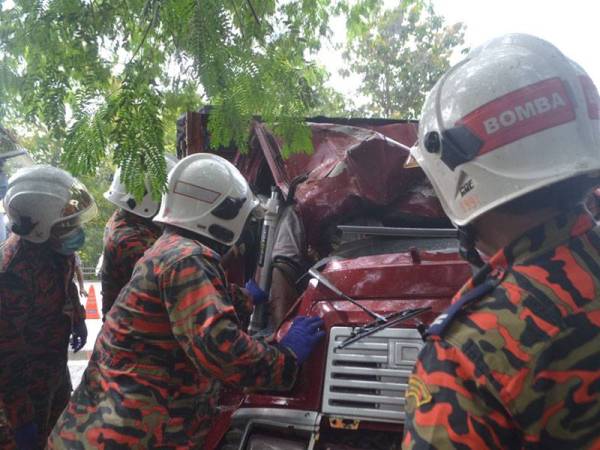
52,180,98,232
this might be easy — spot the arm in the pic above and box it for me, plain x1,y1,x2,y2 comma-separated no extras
402,340,517,450
75,264,85,294
228,283,253,325
161,255,298,390
100,231,152,318
0,272,35,428
100,245,123,319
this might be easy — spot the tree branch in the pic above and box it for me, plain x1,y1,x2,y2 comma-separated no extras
127,0,159,68
228,0,246,39
246,0,260,26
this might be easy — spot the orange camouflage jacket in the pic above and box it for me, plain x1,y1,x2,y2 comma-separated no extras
100,209,162,318
403,207,600,449
49,228,298,449
0,235,82,430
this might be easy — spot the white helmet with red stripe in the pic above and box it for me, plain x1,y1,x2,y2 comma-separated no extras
153,153,260,245
411,33,600,226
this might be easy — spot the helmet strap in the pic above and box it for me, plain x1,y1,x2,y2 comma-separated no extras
457,224,485,268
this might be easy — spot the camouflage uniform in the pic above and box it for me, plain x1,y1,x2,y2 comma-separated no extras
403,207,600,449
49,228,299,449
0,396,15,450
100,209,161,318
0,235,83,449
0,300,15,450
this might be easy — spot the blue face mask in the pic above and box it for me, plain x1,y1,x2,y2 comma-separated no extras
53,227,86,255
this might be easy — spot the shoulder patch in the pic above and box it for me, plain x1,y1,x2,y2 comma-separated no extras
406,375,432,407
426,277,501,339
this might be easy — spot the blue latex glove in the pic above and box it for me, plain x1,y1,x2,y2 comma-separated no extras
245,279,269,305
280,316,325,365
14,422,37,450
70,320,87,353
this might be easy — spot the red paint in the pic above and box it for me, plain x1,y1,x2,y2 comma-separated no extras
181,113,445,256
180,112,471,448
203,251,470,449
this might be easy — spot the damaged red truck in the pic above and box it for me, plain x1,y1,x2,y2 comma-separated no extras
177,111,471,450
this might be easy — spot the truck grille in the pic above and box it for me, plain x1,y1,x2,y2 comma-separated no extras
322,327,424,423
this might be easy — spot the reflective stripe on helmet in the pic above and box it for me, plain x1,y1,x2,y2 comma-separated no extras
452,77,575,163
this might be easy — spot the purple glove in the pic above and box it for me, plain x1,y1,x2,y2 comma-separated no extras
70,320,88,353
245,279,269,305
280,316,325,365
15,422,38,450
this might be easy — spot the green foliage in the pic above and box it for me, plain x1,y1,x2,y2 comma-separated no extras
77,168,115,269
0,125,18,155
342,0,466,118
0,0,362,197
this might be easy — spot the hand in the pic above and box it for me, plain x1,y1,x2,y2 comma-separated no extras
280,316,325,365
70,320,88,353
14,422,38,450
245,279,269,306
80,289,88,298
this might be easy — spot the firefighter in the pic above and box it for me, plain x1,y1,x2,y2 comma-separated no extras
0,165,97,450
0,310,14,450
48,153,325,449
402,34,600,449
100,156,176,319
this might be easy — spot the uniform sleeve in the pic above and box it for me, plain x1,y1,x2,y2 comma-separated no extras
227,283,253,325
101,232,152,318
402,340,518,450
100,242,124,318
0,273,35,427
160,255,298,391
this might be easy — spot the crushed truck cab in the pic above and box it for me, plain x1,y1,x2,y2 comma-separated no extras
178,111,471,449
209,236,470,450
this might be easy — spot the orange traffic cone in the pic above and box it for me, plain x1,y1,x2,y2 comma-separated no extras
85,285,100,320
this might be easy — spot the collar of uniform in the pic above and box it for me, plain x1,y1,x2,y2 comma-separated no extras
451,206,594,302
118,208,158,229
491,205,595,269
162,226,223,262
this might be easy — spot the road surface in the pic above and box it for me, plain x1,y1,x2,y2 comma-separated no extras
68,281,103,389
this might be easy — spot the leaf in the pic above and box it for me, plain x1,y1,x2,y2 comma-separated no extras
0,0,358,197
343,0,466,119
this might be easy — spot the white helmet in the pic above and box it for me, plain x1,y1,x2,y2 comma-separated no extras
0,126,34,209
154,153,260,245
411,33,600,226
104,155,177,218
4,165,98,243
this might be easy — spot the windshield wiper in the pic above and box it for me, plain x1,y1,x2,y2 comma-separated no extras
307,265,431,349
308,268,386,322
336,307,431,349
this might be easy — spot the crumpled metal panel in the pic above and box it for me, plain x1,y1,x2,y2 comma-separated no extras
282,123,443,252
179,113,446,252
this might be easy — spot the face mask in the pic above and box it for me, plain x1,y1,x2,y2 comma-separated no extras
53,227,86,255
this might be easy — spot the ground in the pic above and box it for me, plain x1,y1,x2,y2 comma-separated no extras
67,281,102,388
